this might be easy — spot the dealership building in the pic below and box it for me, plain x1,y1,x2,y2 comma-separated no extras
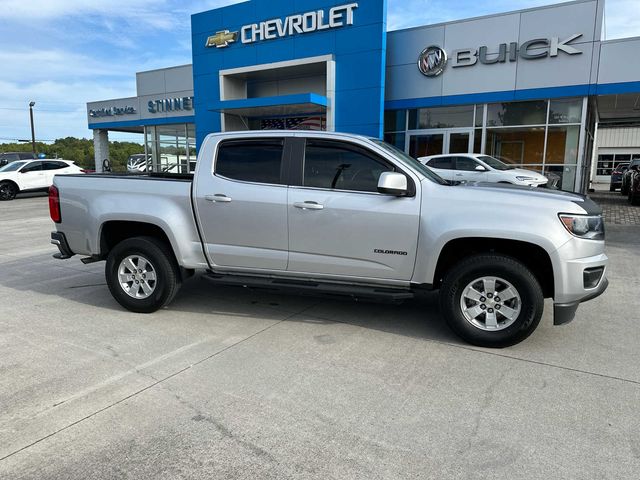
87,0,640,192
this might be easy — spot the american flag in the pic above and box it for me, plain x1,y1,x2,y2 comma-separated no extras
260,116,325,131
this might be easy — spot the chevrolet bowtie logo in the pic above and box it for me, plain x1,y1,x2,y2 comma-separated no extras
205,30,238,48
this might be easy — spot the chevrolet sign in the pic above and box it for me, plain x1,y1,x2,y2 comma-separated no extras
206,30,238,48
205,3,358,49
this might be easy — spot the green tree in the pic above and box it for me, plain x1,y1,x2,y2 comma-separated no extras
0,137,144,171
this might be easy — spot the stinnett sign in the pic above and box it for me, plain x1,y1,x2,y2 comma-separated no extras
418,33,584,77
206,3,358,48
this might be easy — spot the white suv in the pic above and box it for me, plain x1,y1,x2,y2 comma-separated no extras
0,159,83,200
419,154,548,187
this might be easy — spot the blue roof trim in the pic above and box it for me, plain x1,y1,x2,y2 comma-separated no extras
384,85,592,110
88,116,195,130
385,81,640,110
209,93,328,111
595,81,640,95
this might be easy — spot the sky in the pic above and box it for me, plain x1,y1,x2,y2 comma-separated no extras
0,0,638,144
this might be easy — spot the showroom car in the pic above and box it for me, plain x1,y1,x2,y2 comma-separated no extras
0,159,84,201
419,154,549,187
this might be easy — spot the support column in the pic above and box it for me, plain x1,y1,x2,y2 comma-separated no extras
93,129,110,172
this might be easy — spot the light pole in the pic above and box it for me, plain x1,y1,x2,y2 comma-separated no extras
29,101,36,155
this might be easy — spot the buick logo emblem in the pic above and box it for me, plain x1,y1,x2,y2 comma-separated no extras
418,46,448,77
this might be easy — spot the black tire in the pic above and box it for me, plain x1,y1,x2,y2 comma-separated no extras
609,184,616,192
105,236,181,313
439,254,544,348
630,190,640,206
0,181,18,201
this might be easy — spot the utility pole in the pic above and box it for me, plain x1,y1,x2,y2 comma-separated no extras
29,101,36,155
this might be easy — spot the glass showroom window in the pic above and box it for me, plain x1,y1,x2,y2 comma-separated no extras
485,127,546,166
545,99,583,190
145,124,196,174
408,105,475,129
387,98,585,191
545,125,580,191
484,98,584,190
486,100,548,127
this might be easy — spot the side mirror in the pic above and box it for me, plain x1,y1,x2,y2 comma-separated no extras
378,172,409,196
475,165,487,171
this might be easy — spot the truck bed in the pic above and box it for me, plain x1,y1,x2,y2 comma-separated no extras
53,173,208,269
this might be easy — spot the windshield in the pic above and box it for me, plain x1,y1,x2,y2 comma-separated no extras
0,161,27,172
371,139,448,185
477,155,516,171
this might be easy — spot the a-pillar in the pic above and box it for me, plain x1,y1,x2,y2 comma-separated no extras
93,129,109,172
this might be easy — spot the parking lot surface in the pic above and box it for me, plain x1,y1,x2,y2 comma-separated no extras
1,194,639,479
590,189,640,225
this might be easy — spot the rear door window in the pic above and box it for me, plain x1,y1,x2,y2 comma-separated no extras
42,161,68,170
215,140,285,185
427,157,454,169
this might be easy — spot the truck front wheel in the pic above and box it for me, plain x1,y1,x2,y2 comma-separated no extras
439,254,544,347
105,236,180,313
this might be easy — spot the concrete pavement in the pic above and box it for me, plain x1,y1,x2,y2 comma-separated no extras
0,195,639,479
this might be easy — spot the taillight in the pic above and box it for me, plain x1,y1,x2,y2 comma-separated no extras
49,185,61,223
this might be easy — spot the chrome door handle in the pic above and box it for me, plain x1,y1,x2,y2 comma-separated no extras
455,173,463,176
293,201,324,210
205,194,232,203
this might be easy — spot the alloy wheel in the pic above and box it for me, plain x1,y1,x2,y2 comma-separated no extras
459,276,522,331
118,255,157,299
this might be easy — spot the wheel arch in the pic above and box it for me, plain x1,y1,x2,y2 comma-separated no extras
432,237,555,298
0,179,19,190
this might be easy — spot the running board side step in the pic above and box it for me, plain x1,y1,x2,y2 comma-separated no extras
203,272,414,303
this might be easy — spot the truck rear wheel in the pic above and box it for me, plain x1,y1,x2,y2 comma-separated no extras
105,236,180,313
439,254,544,347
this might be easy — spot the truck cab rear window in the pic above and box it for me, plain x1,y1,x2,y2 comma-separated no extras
215,140,284,185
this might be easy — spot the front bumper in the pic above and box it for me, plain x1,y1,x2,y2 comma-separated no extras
551,236,609,325
51,231,74,259
554,277,608,325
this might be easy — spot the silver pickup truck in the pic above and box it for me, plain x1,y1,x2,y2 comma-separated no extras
50,131,608,347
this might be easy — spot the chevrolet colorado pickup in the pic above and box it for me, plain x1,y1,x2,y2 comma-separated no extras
50,131,608,347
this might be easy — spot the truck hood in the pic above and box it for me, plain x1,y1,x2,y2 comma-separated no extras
458,181,602,215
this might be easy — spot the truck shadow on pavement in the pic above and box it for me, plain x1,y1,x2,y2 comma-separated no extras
178,276,459,344
0,253,461,345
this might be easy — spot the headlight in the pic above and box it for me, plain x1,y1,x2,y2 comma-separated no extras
516,176,534,181
559,214,605,240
